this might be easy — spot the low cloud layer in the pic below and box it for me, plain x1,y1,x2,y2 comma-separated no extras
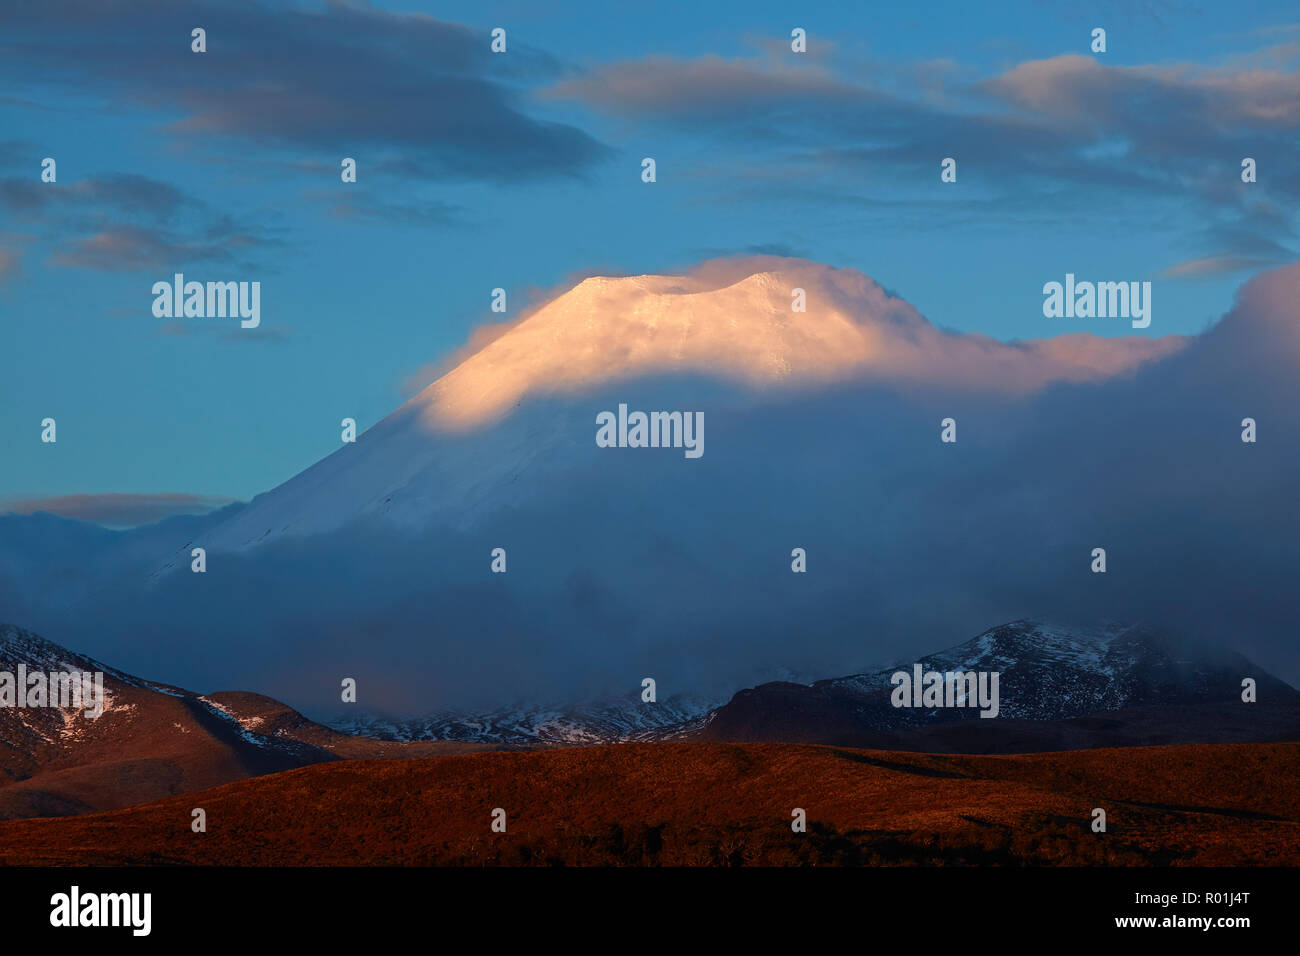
0,493,238,528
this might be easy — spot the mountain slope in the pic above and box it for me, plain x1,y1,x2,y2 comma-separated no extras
0,623,507,819
702,619,1300,752
170,257,1184,557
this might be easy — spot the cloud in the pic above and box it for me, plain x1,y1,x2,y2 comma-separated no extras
302,188,464,228
397,265,637,397
0,0,606,183
984,54,1300,130
973,55,1300,223
0,493,238,528
1160,255,1279,279
548,45,1299,262
690,242,813,260
399,320,517,398
545,54,866,120
408,256,1189,429
51,223,273,272
742,243,809,258
0,173,193,222
1,173,281,273
0,247,19,283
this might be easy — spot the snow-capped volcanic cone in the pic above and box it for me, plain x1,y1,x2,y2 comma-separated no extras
173,257,1184,556
13,258,1300,718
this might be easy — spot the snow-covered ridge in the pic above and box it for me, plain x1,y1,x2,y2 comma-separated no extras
325,618,1273,744
197,695,276,749
821,617,1268,723
329,693,719,746
0,623,305,755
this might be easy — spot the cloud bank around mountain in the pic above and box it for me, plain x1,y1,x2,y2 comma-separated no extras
0,493,237,529
1,259,1297,717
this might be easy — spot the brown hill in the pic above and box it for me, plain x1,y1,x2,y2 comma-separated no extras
0,623,506,819
0,740,1296,866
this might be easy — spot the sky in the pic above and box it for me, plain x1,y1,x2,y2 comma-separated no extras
2,0,1299,513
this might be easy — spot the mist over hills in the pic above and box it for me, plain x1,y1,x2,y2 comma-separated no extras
2,257,1298,719
327,617,1300,752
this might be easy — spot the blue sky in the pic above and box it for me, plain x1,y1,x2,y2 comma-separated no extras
2,0,1298,511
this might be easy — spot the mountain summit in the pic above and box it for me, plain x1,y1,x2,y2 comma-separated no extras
411,257,1185,430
